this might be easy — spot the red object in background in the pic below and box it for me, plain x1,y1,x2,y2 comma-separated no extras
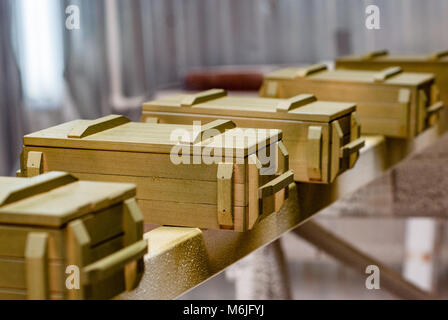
184,70,264,91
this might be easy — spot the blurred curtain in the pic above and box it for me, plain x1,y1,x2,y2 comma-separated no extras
0,0,27,176
62,0,150,120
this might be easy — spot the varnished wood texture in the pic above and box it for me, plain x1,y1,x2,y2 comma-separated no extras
260,65,444,139
21,116,290,231
142,91,363,183
336,50,448,110
0,172,145,300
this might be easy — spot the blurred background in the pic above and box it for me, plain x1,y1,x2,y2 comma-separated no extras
1,0,448,299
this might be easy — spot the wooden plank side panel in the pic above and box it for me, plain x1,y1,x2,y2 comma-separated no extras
82,203,124,247
276,79,403,103
0,225,65,259
142,112,331,183
22,147,246,184
0,257,65,293
138,199,246,231
73,172,245,207
336,60,448,106
0,288,63,300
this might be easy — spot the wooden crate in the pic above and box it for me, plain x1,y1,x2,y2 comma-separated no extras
259,64,444,138
20,115,293,232
336,49,448,109
0,172,146,300
142,89,364,184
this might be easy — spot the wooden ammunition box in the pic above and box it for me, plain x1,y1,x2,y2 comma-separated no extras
142,89,364,184
259,64,444,138
0,172,147,300
20,115,293,232
336,49,448,108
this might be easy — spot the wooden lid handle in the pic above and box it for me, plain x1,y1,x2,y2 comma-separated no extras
82,239,148,285
0,172,77,207
181,119,236,144
361,49,388,60
373,66,402,82
258,170,294,198
427,50,448,60
296,64,327,77
68,115,130,138
181,89,227,106
277,94,317,112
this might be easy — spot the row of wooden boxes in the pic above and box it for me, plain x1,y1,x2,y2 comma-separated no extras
2,48,446,299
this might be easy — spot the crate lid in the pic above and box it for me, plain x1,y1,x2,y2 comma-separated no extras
143,89,355,122
337,49,448,63
24,115,282,158
0,172,135,227
265,65,434,86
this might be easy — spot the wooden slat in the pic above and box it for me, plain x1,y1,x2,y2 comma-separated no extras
0,225,65,259
137,199,246,231
0,256,65,293
22,146,246,184
72,171,247,207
